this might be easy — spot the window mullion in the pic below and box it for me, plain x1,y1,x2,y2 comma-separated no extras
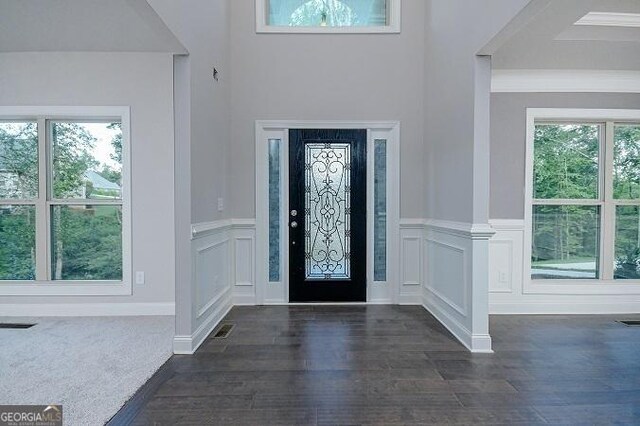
34,118,48,281
601,121,616,280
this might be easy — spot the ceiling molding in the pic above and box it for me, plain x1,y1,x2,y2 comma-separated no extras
575,12,640,28
492,69,640,93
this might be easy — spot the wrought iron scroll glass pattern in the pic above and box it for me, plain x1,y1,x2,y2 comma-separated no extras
305,142,351,279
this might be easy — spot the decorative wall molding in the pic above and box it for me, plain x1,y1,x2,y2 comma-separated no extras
423,220,493,353
191,218,257,240
181,221,234,354
424,219,495,239
488,219,524,295
574,12,640,28
0,302,175,317
489,218,640,314
399,224,423,305
492,69,640,94
233,226,257,305
424,239,468,317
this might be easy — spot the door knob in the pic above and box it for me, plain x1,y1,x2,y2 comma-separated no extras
291,221,298,228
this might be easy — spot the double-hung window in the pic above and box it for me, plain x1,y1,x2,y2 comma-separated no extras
0,107,130,295
527,109,640,284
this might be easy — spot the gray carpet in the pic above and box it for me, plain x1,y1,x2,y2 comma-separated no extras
0,316,174,425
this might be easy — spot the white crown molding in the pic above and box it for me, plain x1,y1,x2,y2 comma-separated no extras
575,12,640,28
492,69,640,93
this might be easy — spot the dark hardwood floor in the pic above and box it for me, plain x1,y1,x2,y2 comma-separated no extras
108,306,640,425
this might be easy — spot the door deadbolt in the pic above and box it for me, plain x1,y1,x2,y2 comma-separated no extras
291,209,298,217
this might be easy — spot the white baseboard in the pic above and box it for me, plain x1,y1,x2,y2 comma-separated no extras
173,294,232,355
0,302,175,317
398,293,422,305
422,302,493,353
233,294,257,306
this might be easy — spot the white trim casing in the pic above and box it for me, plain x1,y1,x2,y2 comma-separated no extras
255,0,401,34
525,108,640,294
0,106,132,296
492,70,640,94
574,12,640,28
255,120,401,305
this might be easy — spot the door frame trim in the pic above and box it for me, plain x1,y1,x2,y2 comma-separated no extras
255,120,401,304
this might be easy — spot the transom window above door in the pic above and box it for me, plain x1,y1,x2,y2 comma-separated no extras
256,0,401,33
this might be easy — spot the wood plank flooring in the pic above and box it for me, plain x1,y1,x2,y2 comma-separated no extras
108,306,640,425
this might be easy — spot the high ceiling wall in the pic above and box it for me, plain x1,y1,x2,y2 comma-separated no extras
0,0,184,53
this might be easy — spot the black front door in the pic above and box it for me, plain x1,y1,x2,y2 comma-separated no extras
289,129,367,302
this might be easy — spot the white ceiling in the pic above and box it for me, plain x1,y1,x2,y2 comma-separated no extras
491,0,640,70
0,0,186,53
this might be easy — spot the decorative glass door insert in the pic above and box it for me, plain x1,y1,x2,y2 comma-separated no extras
289,129,366,302
305,142,351,279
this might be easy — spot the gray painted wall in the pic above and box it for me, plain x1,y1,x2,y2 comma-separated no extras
490,92,640,219
423,0,531,223
0,52,176,305
229,0,426,219
149,0,232,224
0,0,185,53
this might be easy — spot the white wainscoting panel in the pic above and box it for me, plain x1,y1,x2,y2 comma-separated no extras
233,224,257,305
488,220,523,295
174,220,234,354
399,223,424,305
195,238,229,319
423,220,494,353
489,219,640,314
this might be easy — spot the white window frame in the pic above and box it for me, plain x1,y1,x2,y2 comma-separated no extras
255,0,401,34
255,120,400,304
0,106,132,296
524,108,640,295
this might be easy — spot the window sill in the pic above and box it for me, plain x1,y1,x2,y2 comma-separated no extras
524,280,640,295
0,281,132,296
256,25,400,34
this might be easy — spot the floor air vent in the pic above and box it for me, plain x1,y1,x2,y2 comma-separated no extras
213,324,234,339
0,323,36,329
617,320,640,327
